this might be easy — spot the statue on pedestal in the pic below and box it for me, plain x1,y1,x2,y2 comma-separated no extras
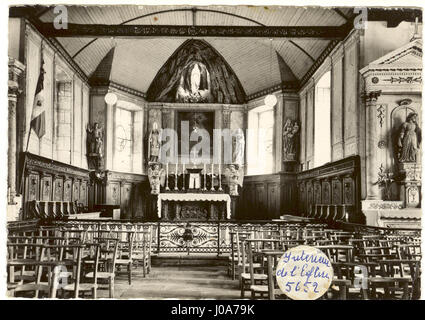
86,123,104,169
397,112,421,163
148,122,161,163
282,119,299,162
395,112,422,208
148,163,165,195
233,128,245,166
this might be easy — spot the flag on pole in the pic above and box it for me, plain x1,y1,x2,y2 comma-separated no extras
30,56,46,138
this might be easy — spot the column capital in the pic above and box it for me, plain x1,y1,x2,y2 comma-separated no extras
8,57,25,98
364,90,382,104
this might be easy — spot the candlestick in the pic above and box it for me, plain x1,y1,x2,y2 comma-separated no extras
182,163,185,190
218,163,223,191
210,163,215,191
203,163,207,191
174,163,178,190
165,163,170,191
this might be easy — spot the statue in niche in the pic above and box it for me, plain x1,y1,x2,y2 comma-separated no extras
148,163,165,195
233,128,245,166
87,122,104,169
282,119,300,161
148,122,161,163
397,112,422,163
176,62,211,103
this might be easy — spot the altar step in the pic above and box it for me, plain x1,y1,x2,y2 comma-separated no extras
152,254,229,267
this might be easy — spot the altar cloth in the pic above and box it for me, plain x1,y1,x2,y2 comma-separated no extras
157,193,231,219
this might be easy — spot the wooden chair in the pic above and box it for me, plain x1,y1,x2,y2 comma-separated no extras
84,238,118,298
239,235,266,298
61,243,100,299
113,231,135,284
133,226,154,276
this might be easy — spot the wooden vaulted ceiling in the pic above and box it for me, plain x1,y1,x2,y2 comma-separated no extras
17,5,421,100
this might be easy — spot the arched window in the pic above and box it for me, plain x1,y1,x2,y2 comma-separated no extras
314,71,331,168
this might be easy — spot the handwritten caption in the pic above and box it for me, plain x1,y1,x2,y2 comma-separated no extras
275,245,333,300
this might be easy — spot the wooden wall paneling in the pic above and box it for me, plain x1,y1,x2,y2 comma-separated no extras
280,173,297,215
108,182,121,205
267,183,279,219
298,181,306,214
53,177,64,201
80,181,88,206
331,177,342,205
255,183,266,218
63,178,72,202
72,179,80,202
343,175,354,205
41,175,52,201
322,179,331,204
306,181,313,213
120,182,132,219
26,172,39,202
313,180,322,204
296,156,361,221
23,152,91,216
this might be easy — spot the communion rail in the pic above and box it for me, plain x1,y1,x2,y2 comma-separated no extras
8,218,421,255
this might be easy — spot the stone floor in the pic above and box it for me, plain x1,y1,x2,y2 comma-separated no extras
102,264,241,299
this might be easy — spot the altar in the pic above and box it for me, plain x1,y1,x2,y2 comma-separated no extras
157,192,231,220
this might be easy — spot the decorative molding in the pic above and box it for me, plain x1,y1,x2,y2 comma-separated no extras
377,104,385,127
362,200,404,210
110,81,146,98
382,76,422,84
25,152,90,179
247,81,299,101
35,23,352,39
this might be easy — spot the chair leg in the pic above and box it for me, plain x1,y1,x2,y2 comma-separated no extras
240,279,245,299
109,278,115,298
128,263,132,285
143,259,147,278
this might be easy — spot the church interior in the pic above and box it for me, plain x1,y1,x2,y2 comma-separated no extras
6,5,422,299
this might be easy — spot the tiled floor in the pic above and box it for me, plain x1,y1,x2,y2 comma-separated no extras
103,265,241,299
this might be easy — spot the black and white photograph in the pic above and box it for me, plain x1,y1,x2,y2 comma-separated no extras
1,1,423,303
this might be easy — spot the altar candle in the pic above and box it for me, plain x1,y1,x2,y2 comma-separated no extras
211,163,214,175
176,162,178,175
166,162,169,176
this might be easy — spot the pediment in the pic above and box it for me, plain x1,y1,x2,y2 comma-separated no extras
364,39,422,70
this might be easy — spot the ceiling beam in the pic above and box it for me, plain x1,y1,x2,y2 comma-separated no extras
32,22,351,39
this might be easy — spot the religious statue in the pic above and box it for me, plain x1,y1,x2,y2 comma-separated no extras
147,163,165,195
282,119,300,161
233,128,245,166
86,123,104,169
176,62,212,103
225,164,241,196
148,122,161,163
397,112,422,163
